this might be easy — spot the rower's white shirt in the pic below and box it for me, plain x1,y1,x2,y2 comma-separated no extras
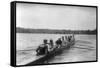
46,44,52,51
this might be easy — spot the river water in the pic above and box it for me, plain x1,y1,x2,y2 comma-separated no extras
16,33,96,65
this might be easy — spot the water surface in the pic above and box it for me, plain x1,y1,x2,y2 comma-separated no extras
16,33,96,65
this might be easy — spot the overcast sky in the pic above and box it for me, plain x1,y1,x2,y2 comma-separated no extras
16,3,96,30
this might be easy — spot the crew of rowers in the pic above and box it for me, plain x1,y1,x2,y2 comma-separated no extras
36,34,75,55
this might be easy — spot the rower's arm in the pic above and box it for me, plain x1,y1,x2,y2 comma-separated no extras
36,46,40,52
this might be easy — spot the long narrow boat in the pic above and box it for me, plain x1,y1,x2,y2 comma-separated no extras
24,39,75,66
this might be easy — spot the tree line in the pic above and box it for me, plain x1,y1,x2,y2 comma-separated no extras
17,27,97,34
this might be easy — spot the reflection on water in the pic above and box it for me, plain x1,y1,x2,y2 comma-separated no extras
16,33,96,65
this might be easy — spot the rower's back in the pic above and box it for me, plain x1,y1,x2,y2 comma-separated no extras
36,39,48,55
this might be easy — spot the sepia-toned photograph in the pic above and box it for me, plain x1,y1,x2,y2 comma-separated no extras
15,2,97,66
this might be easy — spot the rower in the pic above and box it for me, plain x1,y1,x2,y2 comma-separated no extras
72,34,75,42
70,35,72,42
36,39,49,55
55,38,62,48
64,36,68,45
65,36,68,41
49,39,54,51
68,35,72,42
50,39,53,48
61,36,66,46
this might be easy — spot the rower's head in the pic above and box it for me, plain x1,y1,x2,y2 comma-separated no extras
50,39,53,43
43,39,48,44
58,38,61,40
62,36,64,40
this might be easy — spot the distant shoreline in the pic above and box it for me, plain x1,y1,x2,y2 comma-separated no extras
16,27,97,35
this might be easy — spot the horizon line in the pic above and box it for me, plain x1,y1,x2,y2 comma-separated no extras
16,27,96,31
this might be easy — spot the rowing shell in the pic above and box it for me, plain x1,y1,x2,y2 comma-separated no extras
24,40,75,66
